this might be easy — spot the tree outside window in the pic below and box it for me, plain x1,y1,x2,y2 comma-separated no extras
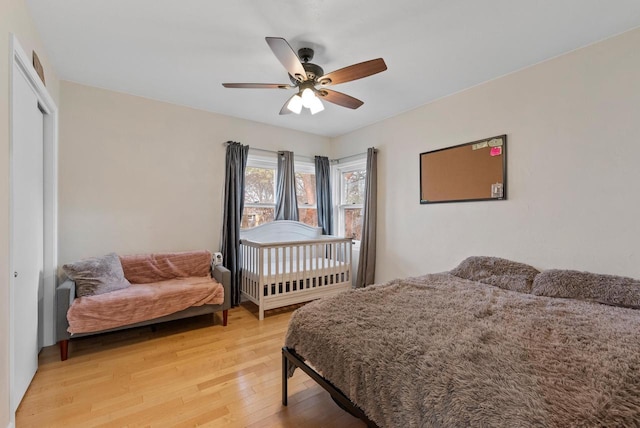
245,166,275,204
343,170,365,204
242,166,275,228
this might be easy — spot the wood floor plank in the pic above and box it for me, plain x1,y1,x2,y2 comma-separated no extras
16,305,365,427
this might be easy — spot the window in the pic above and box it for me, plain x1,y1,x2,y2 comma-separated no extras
334,159,367,245
242,159,276,229
295,166,317,227
242,155,317,229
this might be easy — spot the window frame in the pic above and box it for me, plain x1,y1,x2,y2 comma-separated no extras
332,157,367,249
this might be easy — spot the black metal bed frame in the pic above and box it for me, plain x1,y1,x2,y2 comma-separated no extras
282,346,379,428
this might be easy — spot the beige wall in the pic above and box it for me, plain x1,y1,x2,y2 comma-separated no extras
58,82,330,265
331,28,640,282
1,1,60,425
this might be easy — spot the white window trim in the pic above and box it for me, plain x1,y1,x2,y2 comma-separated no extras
247,153,277,170
332,157,367,249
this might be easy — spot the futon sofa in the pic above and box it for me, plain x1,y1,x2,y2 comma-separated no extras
56,250,231,361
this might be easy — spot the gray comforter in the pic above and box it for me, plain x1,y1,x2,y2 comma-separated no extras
285,273,640,427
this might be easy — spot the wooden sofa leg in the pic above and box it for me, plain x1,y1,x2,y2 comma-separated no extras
223,309,228,326
59,340,69,361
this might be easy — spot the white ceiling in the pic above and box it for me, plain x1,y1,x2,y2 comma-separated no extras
26,0,640,137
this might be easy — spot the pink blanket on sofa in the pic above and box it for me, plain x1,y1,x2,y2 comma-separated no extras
120,251,212,283
67,277,224,334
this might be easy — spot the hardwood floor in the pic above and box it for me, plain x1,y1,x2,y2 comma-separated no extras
16,304,365,427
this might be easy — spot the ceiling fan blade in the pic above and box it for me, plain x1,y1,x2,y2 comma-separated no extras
317,89,364,109
279,94,296,115
222,83,292,89
265,37,307,82
318,58,387,86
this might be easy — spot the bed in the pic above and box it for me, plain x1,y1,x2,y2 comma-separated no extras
239,220,352,320
283,256,640,427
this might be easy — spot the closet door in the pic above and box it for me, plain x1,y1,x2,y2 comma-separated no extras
11,61,44,412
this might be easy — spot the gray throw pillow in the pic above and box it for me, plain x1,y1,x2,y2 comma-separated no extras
532,269,640,309
450,256,540,293
63,253,131,297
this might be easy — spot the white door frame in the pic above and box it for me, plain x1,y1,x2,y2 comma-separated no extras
9,33,58,419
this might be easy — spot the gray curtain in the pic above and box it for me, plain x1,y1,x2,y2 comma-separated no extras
314,156,333,235
275,151,299,221
356,148,378,288
221,141,249,306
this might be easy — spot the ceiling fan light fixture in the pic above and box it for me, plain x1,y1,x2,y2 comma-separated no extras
309,96,324,115
287,94,303,114
301,87,316,108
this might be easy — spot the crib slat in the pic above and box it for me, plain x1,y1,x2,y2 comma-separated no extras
279,246,282,296
303,244,308,289
300,245,304,289
343,241,347,283
347,240,352,283
288,245,293,293
331,241,336,285
313,243,318,288
295,244,300,292
282,246,286,295
324,242,329,286
318,243,324,287
250,244,254,301
333,241,338,284
267,246,272,297
336,241,340,284
256,245,260,299
323,242,327,287
281,246,286,295
244,244,248,296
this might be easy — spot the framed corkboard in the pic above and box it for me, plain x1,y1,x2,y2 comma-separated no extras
420,135,507,204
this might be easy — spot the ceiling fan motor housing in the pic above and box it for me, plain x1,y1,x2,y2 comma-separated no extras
290,62,324,84
287,47,325,84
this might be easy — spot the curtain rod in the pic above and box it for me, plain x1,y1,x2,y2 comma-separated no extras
222,143,314,162
222,142,373,163
331,152,366,164
252,147,316,162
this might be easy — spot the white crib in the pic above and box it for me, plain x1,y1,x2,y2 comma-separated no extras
239,221,352,320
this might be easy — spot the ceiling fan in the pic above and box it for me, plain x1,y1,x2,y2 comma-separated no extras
222,37,387,115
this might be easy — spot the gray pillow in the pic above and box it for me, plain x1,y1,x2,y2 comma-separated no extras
532,269,640,309
450,256,540,293
63,253,131,297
